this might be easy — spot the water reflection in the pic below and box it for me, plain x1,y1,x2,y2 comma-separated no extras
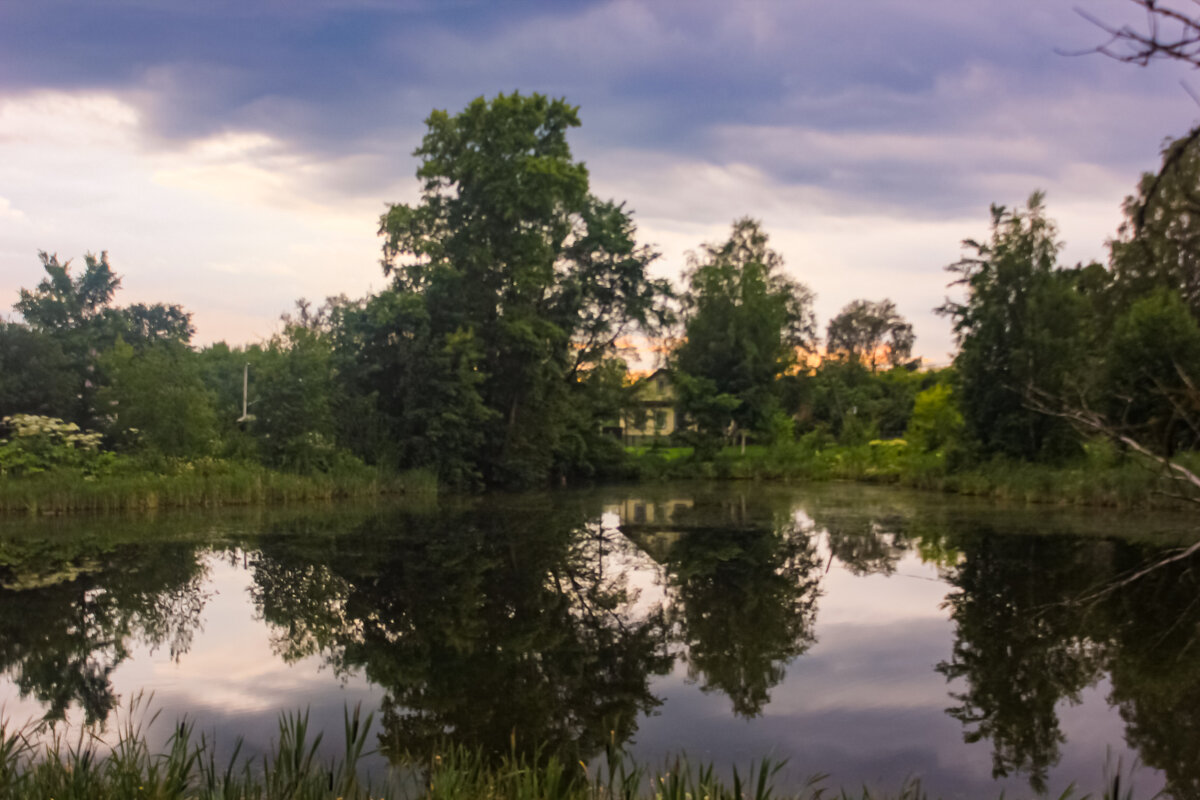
621,494,822,718
935,533,1108,792
1097,544,1200,800
0,487,1196,797
248,497,672,764
0,536,207,724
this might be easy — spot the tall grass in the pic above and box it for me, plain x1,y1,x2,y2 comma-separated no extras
0,461,437,515
623,441,1191,510
0,704,1161,800
0,702,390,800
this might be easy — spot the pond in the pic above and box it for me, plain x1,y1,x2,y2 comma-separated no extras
0,483,1197,798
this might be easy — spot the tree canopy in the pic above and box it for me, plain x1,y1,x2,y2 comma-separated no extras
375,92,671,487
825,298,915,371
672,218,816,444
938,193,1089,460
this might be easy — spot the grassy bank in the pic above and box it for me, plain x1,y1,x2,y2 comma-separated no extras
0,708,1149,800
624,440,1198,509
0,460,436,515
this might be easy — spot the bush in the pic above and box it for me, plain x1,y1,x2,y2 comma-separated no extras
905,384,964,453
0,414,118,478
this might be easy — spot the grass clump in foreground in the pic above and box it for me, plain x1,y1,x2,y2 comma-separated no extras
0,705,1158,800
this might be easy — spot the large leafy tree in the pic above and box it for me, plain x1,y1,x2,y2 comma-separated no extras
825,298,915,371
377,93,671,487
99,339,218,460
672,218,816,443
0,321,75,419
11,251,193,427
938,194,1091,460
1109,128,1200,319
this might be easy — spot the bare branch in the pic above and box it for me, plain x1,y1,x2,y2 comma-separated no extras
1024,385,1200,502
1074,0,1200,68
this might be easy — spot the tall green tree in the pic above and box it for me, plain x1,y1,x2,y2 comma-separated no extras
336,291,494,484
1101,289,1200,455
1109,128,1200,319
938,194,1090,460
251,325,344,472
99,340,218,460
672,218,816,444
12,251,193,427
825,298,915,371
377,92,670,487
0,321,75,418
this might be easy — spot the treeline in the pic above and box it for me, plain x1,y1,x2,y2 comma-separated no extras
1,91,1198,495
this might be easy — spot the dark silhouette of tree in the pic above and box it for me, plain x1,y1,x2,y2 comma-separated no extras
0,539,207,725
825,299,915,372
937,531,1110,792
648,498,822,718
672,218,816,446
249,499,672,765
376,92,671,488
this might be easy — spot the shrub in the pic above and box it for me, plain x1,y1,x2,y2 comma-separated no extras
0,414,117,478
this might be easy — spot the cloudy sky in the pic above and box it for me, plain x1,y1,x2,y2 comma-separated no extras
1,0,1197,360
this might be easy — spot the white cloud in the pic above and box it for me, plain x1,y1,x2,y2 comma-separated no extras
589,145,1126,360
0,90,406,344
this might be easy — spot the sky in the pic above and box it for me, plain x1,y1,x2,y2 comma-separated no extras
1,0,1198,361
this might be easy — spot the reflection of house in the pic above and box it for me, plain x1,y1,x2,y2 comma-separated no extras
617,497,695,526
610,497,696,564
616,369,682,445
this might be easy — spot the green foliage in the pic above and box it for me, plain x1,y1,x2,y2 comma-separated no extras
905,383,965,454
336,290,495,486
939,193,1089,461
99,340,218,460
11,251,193,428
801,360,928,442
0,321,75,418
0,414,115,478
0,459,431,515
673,218,816,442
0,703,1156,799
1109,127,1200,318
1102,288,1200,454
376,92,670,487
252,326,344,472
825,298,915,371
0,700,390,800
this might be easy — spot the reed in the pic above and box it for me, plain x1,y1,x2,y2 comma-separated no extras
624,443,1189,510
0,461,437,515
0,704,1161,800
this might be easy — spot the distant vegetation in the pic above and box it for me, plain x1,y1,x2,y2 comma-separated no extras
1,91,1198,508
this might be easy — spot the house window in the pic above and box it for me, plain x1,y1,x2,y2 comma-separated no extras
654,410,668,430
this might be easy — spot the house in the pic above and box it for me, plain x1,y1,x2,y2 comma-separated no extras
614,368,682,446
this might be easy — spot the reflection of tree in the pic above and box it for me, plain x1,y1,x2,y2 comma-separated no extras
249,499,672,764
0,541,207,725
825,518,911,576
661,511,822,718
1096,545,1200,800
936,533,1109,792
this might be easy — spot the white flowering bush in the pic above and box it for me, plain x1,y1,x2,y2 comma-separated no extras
0,414,116,477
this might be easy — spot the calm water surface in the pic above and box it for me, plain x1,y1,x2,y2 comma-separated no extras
1,483,1198,798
